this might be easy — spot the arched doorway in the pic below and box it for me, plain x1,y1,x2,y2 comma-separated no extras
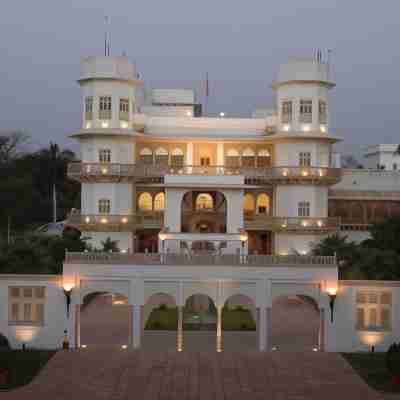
142,293,177,351
183,294,217,352
80,292,130,348
271,295,321,351
222,294,257,351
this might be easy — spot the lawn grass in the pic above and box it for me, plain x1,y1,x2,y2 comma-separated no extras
0,350,56,391
145,306,256,331
343,352,400,394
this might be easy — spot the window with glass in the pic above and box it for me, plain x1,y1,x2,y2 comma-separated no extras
256,193,270,214
154,192,165,211
171,148,184,167
242,148,255,167
85,96,93,120
257,149,271,167
356,291,392,331
99,149,111,163
9,286,46,325
196,193,214,210
99,96,112,119
299,152,311,167
119,98,130,121
154,148,169,165
298,201,310,217
139,148,153,165
225,149,240,168
98,199,111,214
138,192,153,211
319,100,327,124
299,100,312,123
200,157,210,167
281,100,293,123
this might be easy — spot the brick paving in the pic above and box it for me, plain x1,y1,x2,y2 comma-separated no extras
3,350,383,399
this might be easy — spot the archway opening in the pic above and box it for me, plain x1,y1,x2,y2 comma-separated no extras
80,292,130,348
142,292,177,351
271,295,321,351
222,294,257,351
183,294,217,352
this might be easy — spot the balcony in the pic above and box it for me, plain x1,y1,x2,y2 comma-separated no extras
244,215,340,233
68,162,341,185
67,212,163,232
64,251,337,267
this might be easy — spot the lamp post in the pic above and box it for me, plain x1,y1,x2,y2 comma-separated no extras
63,284,74,318
239,229,248,263
326,287,337,323
158,228,168,263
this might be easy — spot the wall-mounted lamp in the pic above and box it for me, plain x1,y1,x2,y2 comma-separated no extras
327,287,337,323
63,284,74,318
158,228,169,255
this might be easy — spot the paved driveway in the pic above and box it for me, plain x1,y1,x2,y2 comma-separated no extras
3,350,382,399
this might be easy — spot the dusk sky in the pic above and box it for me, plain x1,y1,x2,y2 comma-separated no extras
1,1,399,160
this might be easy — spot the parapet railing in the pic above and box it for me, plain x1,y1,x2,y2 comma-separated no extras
244,216,341,231
64,252,337,266
67,162,341,183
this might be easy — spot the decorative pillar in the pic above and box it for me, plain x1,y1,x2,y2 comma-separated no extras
216,306,223,352
319,308,325,351
74,304,81,349
258,307,266,351
132,305,142,349
187,142,193,172
177,306,183,352
217,143,224,173
128,305,133,347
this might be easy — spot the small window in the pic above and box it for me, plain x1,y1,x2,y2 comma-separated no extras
99,149,111,163
154,193,165,211
9,286,46,325
196,193,213,210
139,148,153,165
298,201,310,217
119,98,130,121
242,148,255,167
138,193,153,211
281,100,293,123
257,194,270,214
171,148,184,167
257,149,271,167
244,194,255,213
200,157,210,166
98,199,111,214
85,96,93,120
319,100,327,124
155,148,169,165
299,152,311,167
99,96,112,119
299,100,312,123
23,288,33,298
226,149,240,168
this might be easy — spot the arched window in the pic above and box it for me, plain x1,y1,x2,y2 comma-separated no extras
154,192,165,211
155,147,169,165
257,149,271,167
139,148,153,165
98,199,111,214
256,193,270,214
226,148,240,167
196,193,214,210
171,148,184,167
242,148,255,167
138,192,153,211
244,194,255,213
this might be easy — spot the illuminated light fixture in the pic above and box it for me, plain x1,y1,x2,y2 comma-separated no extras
317,220,323,227
271,346,278,351
121,217,128,224
282,170,288,177
301,220,308,227
86,165,91,173
100,217,108,224
280,252,288,256
326,287,338,323
85,216,90,224
219,112,225,117
281,220,288,228
282,124,290,132
101,121,109,128
301,170,309,177
318,169,325,177
300,250,308,255
313,347,319,352
63,284,74,318
101,167,108,175
186,111,192,117
302,124,311,132
320,125,327,133
121,249,127,254
85,122,92,129
120,121,129,129
121,345,128,349
81,345,87,349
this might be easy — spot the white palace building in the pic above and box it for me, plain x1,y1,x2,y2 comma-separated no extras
1,54,400,353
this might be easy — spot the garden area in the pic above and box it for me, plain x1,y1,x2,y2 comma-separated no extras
0,350,55,391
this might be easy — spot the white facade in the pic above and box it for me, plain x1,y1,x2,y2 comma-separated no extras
364,144,400,170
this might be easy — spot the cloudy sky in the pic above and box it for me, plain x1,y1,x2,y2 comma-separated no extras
1,1,399,159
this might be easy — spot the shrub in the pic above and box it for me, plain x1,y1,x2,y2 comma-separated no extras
235,305,246,312
158,303,168,311
386,343,400,377
0,333,10,350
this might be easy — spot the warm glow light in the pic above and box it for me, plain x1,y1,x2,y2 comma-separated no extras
302,124,311,132
301,220,308,227
271,346,278,351
86,165,91,173
280,252,288,256
240,232,248,242
300,250,308,255
101,167,108,174
81,344,87,349
282,124,290,132
63,283,74,292
121,345,128,349
317,220,323,227
219,112,225,117
120,121,129,129
159,232,167,241
282,170,288,177
318,169,325,177
85,122,92,129
101,218,108,224
320,125,327,133
85,216,90,224
313,347,319,352
327,287,337,296
301,170,309,177
121,217,128,224
15,328,39,342
360,332,384,346
101,121,109,128
186,111,192,117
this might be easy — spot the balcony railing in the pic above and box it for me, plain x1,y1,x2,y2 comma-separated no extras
244,216,340,232
65,251,336,266
67,212,163,231
68,162,341,184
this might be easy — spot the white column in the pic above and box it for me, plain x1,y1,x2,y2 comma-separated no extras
133,305,141,349
74,304,81,349
186,142,193,169
318,308,325,351
216,306,223,352
177,306,183,352
259,307,267,351
217,143,224,171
